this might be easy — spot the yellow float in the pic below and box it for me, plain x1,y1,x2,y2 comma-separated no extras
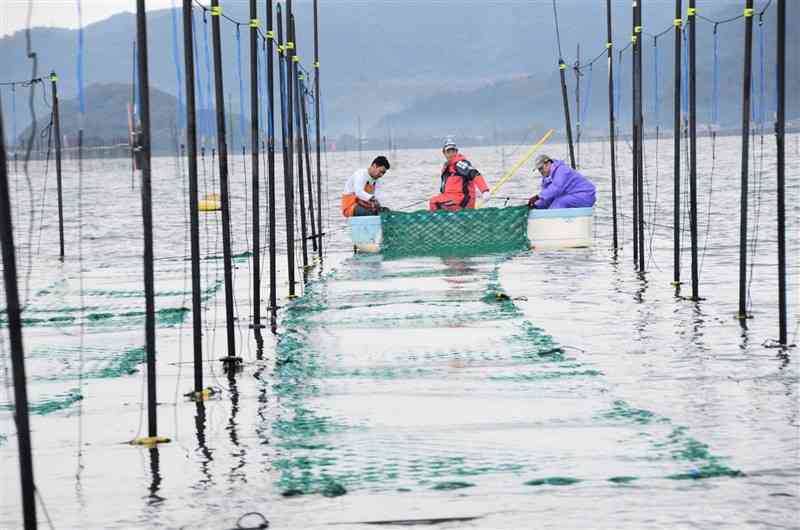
198,193,221,212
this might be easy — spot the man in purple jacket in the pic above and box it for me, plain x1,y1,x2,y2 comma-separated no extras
527,154,596,209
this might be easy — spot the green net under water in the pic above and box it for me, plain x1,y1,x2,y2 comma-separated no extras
380,206,529,258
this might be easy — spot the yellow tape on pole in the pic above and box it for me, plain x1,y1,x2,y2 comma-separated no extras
478,128,555,208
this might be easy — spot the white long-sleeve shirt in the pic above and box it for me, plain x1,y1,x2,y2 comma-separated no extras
343,168,382,203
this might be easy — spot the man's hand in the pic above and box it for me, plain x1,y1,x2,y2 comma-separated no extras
481,191,491,202
527,195,540,209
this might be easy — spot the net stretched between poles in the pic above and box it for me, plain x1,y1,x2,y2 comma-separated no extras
380,206,530,259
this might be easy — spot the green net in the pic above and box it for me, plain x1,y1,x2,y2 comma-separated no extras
380,206,530,259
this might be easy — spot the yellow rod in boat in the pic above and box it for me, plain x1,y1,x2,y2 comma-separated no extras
479,128,555,208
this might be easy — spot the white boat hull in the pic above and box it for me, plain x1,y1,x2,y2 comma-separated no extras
527,207,593,249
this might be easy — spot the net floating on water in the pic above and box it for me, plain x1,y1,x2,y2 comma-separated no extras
349,206,594,257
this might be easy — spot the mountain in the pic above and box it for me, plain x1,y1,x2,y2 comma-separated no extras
375,1,800,137
0,1,685,137
2,0,796,147
13,83,251,153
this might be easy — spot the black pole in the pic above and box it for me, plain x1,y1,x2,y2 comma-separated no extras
635,1,645,272
673,0,682,286
209,0,238,368
0,98,37,530
299,78,317,254
291,17,309,272
605,2,618,252
287,15,308,272
313,0,323,260
688,0,699,300
575,44,581,169
738,0,755,318
266,0,278,333
135,0,159,437
182,0,204,392
50,72,65,262
558,60,576,168
776,0,787,344
283,1,297,297
249,0,266,349
632,4,640,267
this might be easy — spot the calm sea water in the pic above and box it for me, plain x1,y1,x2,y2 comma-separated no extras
1,133,799,529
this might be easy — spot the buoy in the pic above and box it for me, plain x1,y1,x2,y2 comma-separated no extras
198,199,221,212
199,193,221,212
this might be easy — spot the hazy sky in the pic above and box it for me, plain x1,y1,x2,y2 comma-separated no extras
1,0,177,37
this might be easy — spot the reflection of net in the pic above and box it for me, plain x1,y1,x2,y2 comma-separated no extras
380,206,529,258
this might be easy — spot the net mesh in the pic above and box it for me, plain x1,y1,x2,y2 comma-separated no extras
380,206,529,259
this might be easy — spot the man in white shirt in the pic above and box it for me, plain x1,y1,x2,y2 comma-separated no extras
341,155,391,217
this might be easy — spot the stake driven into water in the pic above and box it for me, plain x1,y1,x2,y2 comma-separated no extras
249,0,265,350
0,99,38,530
313,0,323,260
551,0,575,167
276,4,296,299
181,0,204,392
688,0,699,300
480,128,555,206
738,0,755,319
265,0,278,333
286,0,297,297
49,72,65,261
673,0,683,286
210,0,238,363
291,16,309,273
575,43,581,168
605,0,619,251
299,77,318,253
635,0,645,272
775,0,787,344
631,1,640,268
135,0,163,441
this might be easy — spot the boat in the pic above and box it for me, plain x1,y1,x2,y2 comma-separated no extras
349,207,594,253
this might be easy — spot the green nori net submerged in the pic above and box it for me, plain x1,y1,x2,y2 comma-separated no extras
380,206,530,258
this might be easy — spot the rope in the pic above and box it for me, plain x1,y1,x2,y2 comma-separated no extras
575,47,607,72
698,13,744,26
644,23,674,40
193,0,248,27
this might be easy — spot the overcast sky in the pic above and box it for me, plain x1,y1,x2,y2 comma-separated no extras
1,0,177,37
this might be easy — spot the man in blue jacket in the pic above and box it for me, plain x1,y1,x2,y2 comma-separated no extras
527,154,596,209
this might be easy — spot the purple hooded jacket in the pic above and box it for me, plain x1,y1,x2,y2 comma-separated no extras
534,159,597,209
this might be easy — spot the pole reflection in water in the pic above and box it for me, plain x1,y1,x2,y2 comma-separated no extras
690,302,710,355
253,366,271,466
193,401,214,489
147,447,164,505
226,372,247,483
